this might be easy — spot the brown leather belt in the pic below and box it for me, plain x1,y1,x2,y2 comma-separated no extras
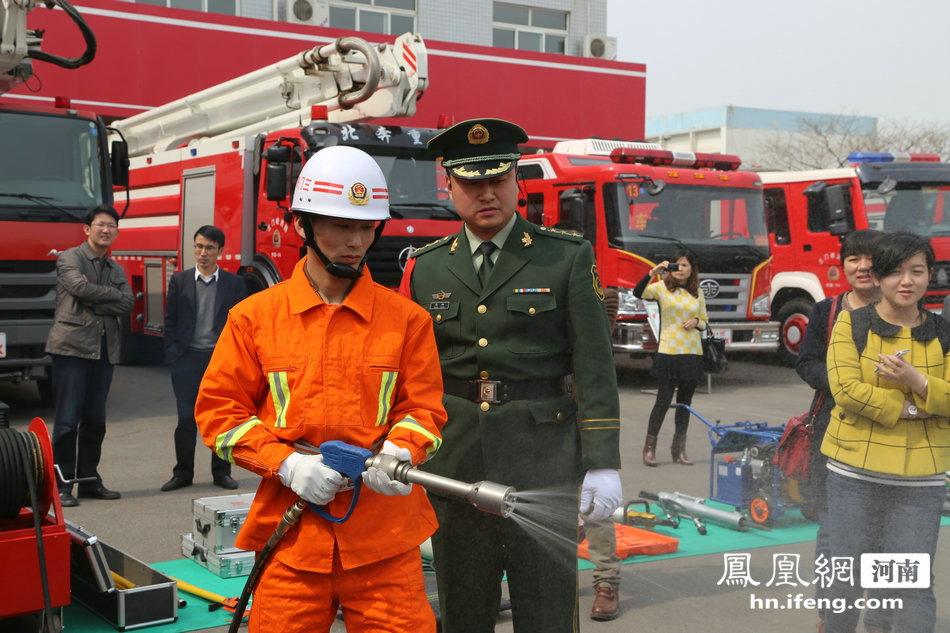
442,376,571,404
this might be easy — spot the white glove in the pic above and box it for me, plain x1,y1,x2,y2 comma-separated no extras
361,440,413,496
579,468,622,523
278,452,346,505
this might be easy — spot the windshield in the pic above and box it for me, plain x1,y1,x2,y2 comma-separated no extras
0,110,107,220
372,155,458,220
603,182,769,250
862,186,950,236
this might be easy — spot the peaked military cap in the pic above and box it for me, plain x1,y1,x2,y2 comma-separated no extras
427,118,528,180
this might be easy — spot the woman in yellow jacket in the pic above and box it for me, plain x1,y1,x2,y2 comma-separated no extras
822,231,950,633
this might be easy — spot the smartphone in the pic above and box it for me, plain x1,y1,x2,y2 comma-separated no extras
667,263,680,272
894,349,911,359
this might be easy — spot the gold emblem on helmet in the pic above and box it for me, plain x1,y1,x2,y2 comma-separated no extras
467,124,489,145
348,182,369,206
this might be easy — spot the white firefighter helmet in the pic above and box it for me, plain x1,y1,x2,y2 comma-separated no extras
291,145,390,221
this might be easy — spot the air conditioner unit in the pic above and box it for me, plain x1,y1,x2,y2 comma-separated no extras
582,34,617,60
287,0,328,26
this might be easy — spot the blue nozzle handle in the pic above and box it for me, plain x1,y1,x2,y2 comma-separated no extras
306,440,374,524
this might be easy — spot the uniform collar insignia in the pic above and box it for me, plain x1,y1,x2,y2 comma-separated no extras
450,237,459,252
432,291,452,300
521,231,532,247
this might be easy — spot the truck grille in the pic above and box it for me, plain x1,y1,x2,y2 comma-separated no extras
366,236,440,289
699,273,751,321
0,260,57,359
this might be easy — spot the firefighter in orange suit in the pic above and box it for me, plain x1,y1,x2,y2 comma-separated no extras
195,145,446,633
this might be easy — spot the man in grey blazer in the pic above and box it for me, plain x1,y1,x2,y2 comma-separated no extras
46,205,133,507
161,225,247,491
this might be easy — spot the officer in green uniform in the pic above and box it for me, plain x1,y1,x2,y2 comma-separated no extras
399,118,621,633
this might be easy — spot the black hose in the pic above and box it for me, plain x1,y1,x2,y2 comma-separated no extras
28,0,97,69
228,501,306,633
0,428,55,629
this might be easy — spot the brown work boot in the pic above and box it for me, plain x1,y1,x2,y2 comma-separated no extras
671,433,694,465
642,434,658,467
590,585,619,621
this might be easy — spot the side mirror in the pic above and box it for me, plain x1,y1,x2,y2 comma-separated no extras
111,140,130,187
265,163,289,201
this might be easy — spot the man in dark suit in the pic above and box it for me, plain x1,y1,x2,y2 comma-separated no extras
400,119,621,633
161,225,247,491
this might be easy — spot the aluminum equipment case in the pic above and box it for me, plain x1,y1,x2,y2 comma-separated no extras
192,492,255,554
180,532,255,578
68,521,178,630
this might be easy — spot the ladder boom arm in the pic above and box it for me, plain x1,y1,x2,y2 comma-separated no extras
113,33,428,157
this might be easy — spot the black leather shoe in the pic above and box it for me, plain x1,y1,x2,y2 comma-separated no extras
161,476,193,492
214,475,239,490
59,491,79,507
77,485,121,500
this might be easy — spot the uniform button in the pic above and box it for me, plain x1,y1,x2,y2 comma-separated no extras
839,412,845,420
435,314,442,322
478,338,488,347
477,304,487,314
479,371,489,379
529,307,536,315
556,412,564,421
480,402,490,412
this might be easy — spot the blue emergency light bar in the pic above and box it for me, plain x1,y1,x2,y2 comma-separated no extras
848,151,941,164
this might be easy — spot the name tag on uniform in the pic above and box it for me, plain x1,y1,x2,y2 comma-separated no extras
429,301,451,310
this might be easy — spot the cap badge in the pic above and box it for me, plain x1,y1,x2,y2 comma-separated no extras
467,124,490,145
348,182,369,206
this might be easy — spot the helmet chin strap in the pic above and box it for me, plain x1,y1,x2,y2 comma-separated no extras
299,216,388,280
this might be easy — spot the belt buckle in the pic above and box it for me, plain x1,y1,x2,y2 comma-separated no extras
475,379,502,404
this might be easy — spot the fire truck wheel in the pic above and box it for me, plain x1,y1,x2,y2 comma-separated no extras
776,298,813,367
748,494,774,527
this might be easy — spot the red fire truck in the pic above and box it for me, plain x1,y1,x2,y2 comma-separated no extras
761,152,950,364
108,33,445,357
517,141,779,354
0,0,129,397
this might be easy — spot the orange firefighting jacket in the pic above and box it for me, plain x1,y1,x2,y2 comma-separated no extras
196,259,446,572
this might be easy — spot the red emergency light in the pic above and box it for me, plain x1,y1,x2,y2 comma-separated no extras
610,147,675,166
610,148,742,171
311,105,329,121
437,114,455,129
54,96,71,109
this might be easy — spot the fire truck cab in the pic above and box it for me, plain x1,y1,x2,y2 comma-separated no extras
518,142,779,355
762,152,950,364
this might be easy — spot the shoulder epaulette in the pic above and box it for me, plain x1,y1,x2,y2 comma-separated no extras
535,224,584,243
410,234,455,258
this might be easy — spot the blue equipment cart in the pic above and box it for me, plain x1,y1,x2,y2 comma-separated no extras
673,403,808,526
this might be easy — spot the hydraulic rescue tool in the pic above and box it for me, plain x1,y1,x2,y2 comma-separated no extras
641,490,771,533
228,440,517,632
611,500,679,530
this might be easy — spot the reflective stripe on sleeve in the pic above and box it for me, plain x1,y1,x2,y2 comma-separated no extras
215,416,264,463
267,371,291,428
391,416,442,460
376,371,399,427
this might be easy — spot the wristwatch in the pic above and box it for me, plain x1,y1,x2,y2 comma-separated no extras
907,404,919,417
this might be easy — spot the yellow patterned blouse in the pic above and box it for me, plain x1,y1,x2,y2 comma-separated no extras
641,281,709,356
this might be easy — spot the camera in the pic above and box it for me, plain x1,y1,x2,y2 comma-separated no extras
667,263,680,272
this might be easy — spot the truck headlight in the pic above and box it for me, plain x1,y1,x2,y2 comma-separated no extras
616,287,646,317
752,292,770,317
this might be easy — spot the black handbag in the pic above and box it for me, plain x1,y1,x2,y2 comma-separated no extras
702,328,728,374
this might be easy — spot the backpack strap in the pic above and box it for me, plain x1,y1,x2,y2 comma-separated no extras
850,305,871,357
932,311,950,357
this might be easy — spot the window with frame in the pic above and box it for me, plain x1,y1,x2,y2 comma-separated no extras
329,0,415,35
492,2,567,54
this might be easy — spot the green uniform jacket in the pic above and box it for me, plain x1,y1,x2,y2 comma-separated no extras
403,214,620,490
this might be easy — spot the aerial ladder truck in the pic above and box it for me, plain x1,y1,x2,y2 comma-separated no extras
107,32,441,362
0,0,129,398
